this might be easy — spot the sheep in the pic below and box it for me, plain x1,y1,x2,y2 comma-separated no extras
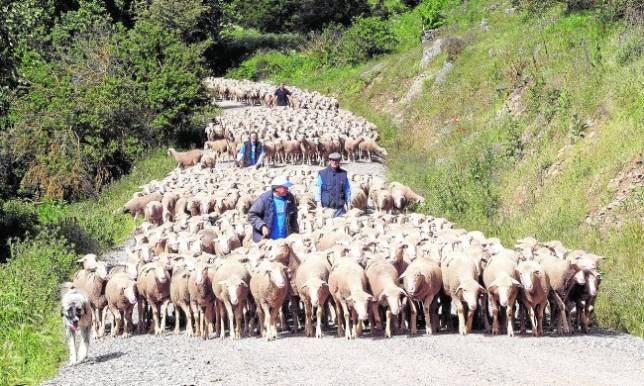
72,262,109,338
389,182,425,212
294,253,331,338
370,188,394,213
328,258,375,339
482,253,522,336
516,259,550,336
188,263,217,339
105,272,138,338
170,264,195,336
250,261,289,340
161,192,180,223
400,258,442,335
144,200,163,225
365,259,406,338
168,148,203,168
212,259,251,340
358,138,388,161
138,261,171,335
441,252,485,335
76,254,98,271
538,255,578,334
122,191,162,221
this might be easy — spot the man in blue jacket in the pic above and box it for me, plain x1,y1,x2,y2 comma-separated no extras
315,152,351,217
247,175,299,242
236,131,265,168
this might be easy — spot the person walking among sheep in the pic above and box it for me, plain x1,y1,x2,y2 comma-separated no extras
274,83,291,107
316,152,351,217
248,176,299,242
236,131,265,168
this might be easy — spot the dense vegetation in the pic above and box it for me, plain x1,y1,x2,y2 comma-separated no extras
229,0,643,336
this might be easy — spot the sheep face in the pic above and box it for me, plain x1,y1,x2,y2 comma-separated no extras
586,270,600,297
95,263,109,280
517,261,542,291
124,284,138,305
154,265,170,284
303,279,329,307
347,291,374,321
381,287,404,315
221,279,248,306
487,276,521,307
457,279,484,311
402,272,424,297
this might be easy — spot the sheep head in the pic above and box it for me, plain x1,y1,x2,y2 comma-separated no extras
456,278,485,311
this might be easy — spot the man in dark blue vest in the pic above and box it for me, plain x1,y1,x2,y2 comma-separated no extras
315,152,351,217
236,131,265,168
274,83,291,107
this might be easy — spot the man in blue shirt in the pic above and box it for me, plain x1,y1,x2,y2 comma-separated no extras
274,83,291,107
316,152,351,217
236,132,265,168
247,176,299,242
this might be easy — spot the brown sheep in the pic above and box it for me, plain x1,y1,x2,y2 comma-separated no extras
144,200,163,225
294,253,331,338
168,148,203,168
122,191,162,221
400,258,442,335
250,261,289,340
516,260,550,336
105,272,138,338
188,263,216,339
482,254,521,336
212,260,251,340
138,261,171,335
170,264,194,336
366,259,406,338
72,262,109,338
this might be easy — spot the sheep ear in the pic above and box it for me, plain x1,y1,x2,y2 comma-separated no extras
76,257,86,263
479,284,487,294
511,278,523,288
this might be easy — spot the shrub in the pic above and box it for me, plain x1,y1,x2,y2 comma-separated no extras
336,16,398,65
0,200,40,262
418,0,453,30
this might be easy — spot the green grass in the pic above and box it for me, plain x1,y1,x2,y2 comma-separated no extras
0,148,175,385
229,0,644,336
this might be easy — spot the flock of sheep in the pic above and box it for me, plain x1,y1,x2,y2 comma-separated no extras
203,77,340,110
67,79,603,343
70,163,602,341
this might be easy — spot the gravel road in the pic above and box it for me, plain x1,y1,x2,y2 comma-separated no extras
43,328,644,386
43,100,644,386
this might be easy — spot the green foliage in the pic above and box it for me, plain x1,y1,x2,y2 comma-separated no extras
418,0,453,30
336,16,399,65
0,200,40,262
225,0,371,33
2,1,209,201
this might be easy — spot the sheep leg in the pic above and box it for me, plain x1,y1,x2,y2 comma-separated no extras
370,302,383,332
174,305,182,335
350,309,359,339
385,309,393,338
262,304,272,341
289,296,300,333
160,300,169,334
224,300,235,340
409,298,418,336
453,297,466,335
190,303,200,337
480,293,491,333
110,307,121,337
423,297,434,335
99,307,107,337
529,306,538,337
91,307,99,339
537,303,545,336
552,292,570,334
518,301,527,335
506,303,515,337
151,303,161,335
182,303,194,337
490,298,500,335
270,305,280,340
234,303,244,339
124,307,133,338
137,300,147,334
340,301,351,339
256,305,265,338
304,300,313,337
315,305,324,338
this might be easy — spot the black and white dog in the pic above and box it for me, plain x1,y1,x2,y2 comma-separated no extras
60,283,92,365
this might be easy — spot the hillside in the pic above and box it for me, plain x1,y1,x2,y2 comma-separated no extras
229,0,643,334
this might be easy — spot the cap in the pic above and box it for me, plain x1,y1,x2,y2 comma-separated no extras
328,152,342,161
271,175,293,188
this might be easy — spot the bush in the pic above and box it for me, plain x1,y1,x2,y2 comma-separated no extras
336,16,398,65
0,200,40,262
418,0,454,30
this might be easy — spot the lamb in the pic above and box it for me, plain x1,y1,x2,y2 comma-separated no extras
365,259,406,338
167,148,203,168
138,261,171,335
170,264,195,336
250,261,289,340
105,272,138,338
400,258,442,335
294,253,331,338
72,262,109,338
144,200,163,225
328,258,375,339
212,259,251,340
482,253,521,336
441,252,485,335
122,191,162,221
516,259,550,336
